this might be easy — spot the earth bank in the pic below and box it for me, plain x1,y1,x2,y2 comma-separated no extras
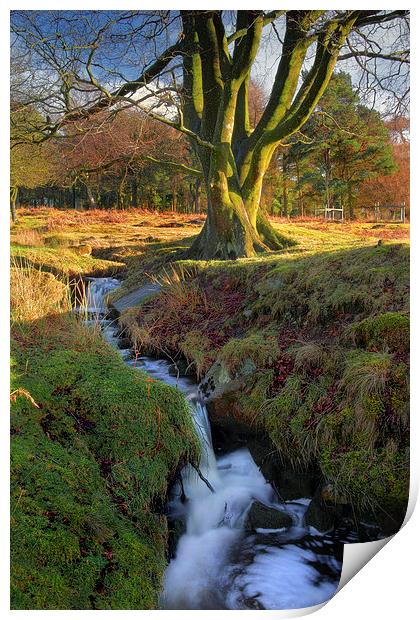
10,266,199,609
119,240,409,535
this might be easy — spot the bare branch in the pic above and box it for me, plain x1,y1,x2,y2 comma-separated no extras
338,50,409,63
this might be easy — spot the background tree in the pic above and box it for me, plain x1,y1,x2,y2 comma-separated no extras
54,109,201,210
357,116,410,216
288,72,396,218
10,10,409,257
10,106,57,222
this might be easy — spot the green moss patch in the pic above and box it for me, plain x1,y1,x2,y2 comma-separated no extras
11,314,199,609
352,312,409,354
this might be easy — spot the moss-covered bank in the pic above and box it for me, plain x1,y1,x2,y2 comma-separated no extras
11,271,199,609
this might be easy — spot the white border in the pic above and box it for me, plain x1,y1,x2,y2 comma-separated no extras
2,2,417,618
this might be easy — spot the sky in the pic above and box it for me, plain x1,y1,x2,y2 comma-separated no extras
10,9,410,120
0,2,418,618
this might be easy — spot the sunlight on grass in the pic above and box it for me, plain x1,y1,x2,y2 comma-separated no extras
10,256,69,323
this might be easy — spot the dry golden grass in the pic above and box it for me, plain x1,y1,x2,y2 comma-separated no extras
10,257,69,324
12,208,204,262
10,387,40,408
13,228,45,247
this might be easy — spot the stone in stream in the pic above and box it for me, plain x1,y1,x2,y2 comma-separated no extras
200,360,237,400
274,467,320,501
200,359,256,439
304,485,345,532
245,501,293,531
117,337,132,350
200,357,259,401
200,360,253,455
111,283,162,313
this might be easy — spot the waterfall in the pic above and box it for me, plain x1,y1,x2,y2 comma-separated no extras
83,277,346,611
82,277,120,315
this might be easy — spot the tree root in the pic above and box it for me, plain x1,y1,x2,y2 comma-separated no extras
256,212,297,250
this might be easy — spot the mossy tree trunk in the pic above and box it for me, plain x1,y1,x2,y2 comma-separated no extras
181,10,359,258
347,181,355,220
10,186,18,223
282,153,289,217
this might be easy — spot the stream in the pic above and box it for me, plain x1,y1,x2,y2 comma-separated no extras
83,277,351,611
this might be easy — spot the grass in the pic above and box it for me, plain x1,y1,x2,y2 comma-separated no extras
11,244,124,279
11,258,69,324
341,351,393,403
10,254,199,609
11,207,204,280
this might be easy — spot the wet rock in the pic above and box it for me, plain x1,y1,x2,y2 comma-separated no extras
247,448,320,503
200,360,254,453
205,385,256,454
247,438,281,484
305,500,337,532
276,467,320,501
304,485,344,532
245,501,293,531
200,358,257,413
118,337,132,350
111,283,161,313
210,419,249,454
167,518,186,559
200,360,237,399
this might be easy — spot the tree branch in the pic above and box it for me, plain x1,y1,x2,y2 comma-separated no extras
143,155,202,176
63,41,184,123
226,10,286,45
70,153,202,177
338,50,409,63
355,10,409,28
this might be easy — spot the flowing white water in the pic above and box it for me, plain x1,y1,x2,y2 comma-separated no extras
84,278,345,611
83,276,121,315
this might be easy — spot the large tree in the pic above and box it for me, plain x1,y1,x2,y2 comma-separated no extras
10,10,409,257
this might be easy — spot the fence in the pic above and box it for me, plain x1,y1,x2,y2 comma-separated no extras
314,206,344,222
358,204,406,224
314,204,406,223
